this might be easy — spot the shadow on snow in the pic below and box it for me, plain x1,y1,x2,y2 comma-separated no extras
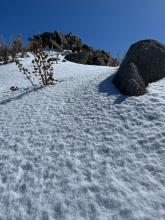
98,73,128,104
0,86,43,105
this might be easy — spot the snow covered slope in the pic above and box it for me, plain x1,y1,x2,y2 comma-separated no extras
0,55,165,220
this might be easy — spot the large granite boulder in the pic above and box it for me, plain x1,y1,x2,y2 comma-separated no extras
114,39,165,96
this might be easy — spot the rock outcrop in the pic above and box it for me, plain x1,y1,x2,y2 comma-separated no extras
65,50,119,66
29,31,119,67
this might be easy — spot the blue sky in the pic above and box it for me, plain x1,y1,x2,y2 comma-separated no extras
0,0,165,57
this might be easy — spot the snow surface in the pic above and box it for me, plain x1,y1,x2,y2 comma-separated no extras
0,54,165,220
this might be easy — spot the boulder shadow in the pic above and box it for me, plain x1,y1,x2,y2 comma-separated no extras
98,73,128,104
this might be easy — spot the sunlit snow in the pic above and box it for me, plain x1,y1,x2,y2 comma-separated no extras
0,53,164,219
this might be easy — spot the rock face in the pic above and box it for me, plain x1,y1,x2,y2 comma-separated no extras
65,49,119,66
29,31,119,67
87,50,119,66
87,50,110,66
65,33,82,52
114,39,165,96
29,31,69,49
65,52,89,64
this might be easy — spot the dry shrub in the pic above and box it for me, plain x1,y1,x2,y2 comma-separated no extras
0,35,9,64
29,37,43,53
31,50,54,86
10,36,23,61
15,49,55,86
0,44,9,64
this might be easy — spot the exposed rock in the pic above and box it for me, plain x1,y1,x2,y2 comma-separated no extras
10,86,18,91
114,39,165,96
47,57,60,62
87,50,116,66
65,33,82,52
62,50,72,56
55,32,69,48
82,44,92,52
65,52,89,64
114,62,145,96
29,31,69,49
65,49,119,67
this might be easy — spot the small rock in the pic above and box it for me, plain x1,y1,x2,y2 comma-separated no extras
10,86,18,91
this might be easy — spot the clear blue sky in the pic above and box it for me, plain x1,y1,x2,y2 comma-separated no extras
0,0,165,57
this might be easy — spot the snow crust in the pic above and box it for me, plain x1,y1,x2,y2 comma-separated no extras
0,55,165,219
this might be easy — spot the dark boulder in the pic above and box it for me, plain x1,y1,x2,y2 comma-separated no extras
65,52,89,64
65,33,82,52
87,49,119,66
65,49,119,67
54,31,69,48
114,39,165,96
82,44,92,52
114,62,145,96
87,50,110,66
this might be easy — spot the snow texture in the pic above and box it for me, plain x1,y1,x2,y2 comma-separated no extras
0,54,165,220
